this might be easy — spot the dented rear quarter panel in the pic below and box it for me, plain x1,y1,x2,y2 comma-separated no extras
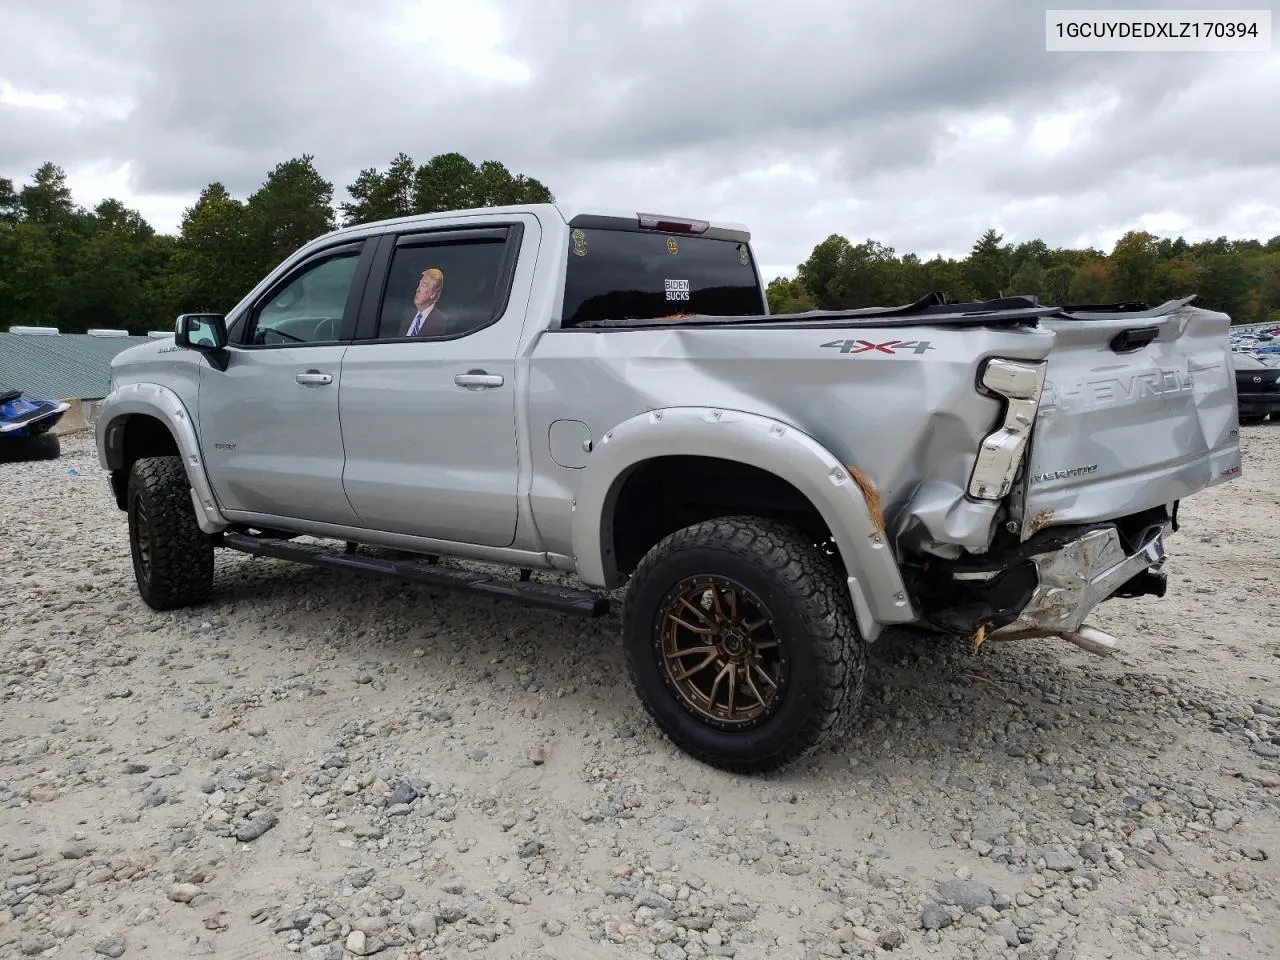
525,321,1059,563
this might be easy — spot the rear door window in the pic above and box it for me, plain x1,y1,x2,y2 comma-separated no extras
374,236,512,340
560,229,765,327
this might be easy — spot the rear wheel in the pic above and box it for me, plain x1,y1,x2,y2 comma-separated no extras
621,516,866,773
127,456,214,610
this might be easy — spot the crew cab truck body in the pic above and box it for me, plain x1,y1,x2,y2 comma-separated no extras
94,203,1243,773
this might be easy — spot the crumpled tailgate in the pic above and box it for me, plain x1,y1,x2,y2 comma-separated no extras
1019,298,1240,534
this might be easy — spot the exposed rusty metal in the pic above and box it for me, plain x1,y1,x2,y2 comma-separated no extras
1025,508,1055,536
978,622,1121,658
847,465,885,536
971,621,991,652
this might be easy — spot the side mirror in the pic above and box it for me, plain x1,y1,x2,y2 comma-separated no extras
175,314,229,370
176,313,228,350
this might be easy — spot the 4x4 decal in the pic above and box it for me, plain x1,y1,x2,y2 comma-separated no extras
820,338,935,355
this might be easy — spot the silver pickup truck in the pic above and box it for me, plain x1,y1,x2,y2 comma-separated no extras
94,203,1243,773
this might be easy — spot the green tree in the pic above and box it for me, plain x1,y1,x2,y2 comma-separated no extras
18,161,76,225
1109,230,1161,303
964,228,1012,298
342,151,555,225
766,276,817,314
51,199,167,332
340,152,417,225
1044,263,1074,304
795,234,853,308
1009,259,1048,301
413,152,482,213
6,154,1279,335
918,255,981,302
0,177,20,223
472,159,554,207
823,239,907,308
0,222,58,326
246,155,336,270
1068,259,1113,303
1198,253,1256,322
169,182,256,314
413,153,553,213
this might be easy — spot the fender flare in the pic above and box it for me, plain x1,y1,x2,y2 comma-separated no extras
96,382,229,535
569,406,917,639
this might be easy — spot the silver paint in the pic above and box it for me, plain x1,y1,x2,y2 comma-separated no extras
93,203,1243,639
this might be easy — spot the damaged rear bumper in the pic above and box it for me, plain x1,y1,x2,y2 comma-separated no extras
991,521,1168,639
924,514,1173,655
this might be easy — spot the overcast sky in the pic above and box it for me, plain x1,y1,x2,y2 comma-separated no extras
2,0,1277,281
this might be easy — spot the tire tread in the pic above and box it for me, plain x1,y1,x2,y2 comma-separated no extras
622,515,867,773
128,455,214,610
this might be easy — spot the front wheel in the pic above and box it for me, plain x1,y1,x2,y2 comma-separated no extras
621,516,866,773
126,456,215,610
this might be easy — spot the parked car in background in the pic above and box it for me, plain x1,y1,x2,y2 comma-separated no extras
1234,352,1280,423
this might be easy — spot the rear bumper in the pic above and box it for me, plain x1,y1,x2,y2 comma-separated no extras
989,520,1168,641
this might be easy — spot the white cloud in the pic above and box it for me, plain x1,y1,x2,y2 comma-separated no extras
1,0,1277,282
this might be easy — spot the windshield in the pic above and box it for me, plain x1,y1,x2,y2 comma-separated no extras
560,228,765,327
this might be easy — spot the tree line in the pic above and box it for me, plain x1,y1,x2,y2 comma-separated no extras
0,154,554,333
1,156,1276,334
767,228,1280,323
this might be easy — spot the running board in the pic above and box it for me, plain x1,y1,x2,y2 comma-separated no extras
221,533,610,618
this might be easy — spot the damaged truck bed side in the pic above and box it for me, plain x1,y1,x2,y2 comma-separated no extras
575,291,1241,653
93,204,1243,774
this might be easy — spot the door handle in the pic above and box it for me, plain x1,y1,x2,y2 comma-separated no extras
454,372,504,389
296,371,333,385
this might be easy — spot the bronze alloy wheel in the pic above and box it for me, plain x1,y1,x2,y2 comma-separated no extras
622,516,867,772
655,575,787,729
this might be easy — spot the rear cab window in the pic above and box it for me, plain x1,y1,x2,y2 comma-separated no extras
559,217,766,327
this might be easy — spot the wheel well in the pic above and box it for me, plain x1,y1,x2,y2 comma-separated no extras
607,455,842,580
109,414,181,509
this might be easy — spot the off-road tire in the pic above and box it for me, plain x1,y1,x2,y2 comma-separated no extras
621,516,866,773
0,432,60,463
126,455,215,610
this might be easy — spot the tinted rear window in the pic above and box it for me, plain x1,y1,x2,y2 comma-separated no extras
560,228,765,327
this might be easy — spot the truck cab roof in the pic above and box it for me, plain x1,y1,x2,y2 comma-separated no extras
299,202,752,252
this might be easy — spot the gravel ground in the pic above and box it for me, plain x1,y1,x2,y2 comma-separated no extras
1,427,1277,960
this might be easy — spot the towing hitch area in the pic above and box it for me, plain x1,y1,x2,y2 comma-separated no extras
981,622,1120,657
972,520,1171,658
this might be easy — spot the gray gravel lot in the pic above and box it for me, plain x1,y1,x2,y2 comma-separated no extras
1,428,1277,960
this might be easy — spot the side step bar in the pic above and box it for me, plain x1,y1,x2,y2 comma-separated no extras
221,533,610,618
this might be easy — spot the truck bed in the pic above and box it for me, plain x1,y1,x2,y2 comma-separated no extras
570,291,1085,330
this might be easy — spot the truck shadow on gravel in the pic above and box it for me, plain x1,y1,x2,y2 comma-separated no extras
202,550,1275,792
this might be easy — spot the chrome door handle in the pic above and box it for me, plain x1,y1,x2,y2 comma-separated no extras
296,371,333,385
454,372,504,389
